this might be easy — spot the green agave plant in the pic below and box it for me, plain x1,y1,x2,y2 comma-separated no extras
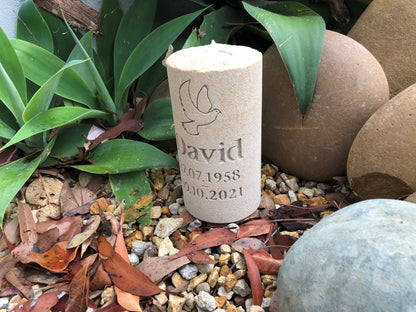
0,0,333,225
0,0,208,225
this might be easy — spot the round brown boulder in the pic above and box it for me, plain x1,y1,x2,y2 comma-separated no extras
262,30,389,181
348,0,416,97
347,83,416,199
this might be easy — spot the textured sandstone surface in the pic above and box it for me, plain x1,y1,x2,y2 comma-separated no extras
166,43,262,223
262,30,389,181
348,0,416,97
347,83,416,199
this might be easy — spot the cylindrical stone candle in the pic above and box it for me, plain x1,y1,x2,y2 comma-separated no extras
166,42,262,223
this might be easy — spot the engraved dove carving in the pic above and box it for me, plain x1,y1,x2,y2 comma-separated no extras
179,80,221,136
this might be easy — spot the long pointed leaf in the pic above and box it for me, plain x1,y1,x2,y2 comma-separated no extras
40,10,75,60
16,0,53,52
139,98,175,141
1,107,108,150
67,31,96,92
23,60,87,122
97,0,123,83
62,15,116,115
72,139,178,174
0,27,27,106
199,5,244,45
113,0,157,88
135,55,167,99
116,8,207,105
0,119,16,140
0,63,26,126
243,2,325,115
0,137,56,226
11,39,97,108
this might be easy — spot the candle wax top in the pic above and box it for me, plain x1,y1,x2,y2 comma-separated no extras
166,42,262,72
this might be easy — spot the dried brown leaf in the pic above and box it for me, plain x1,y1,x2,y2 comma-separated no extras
22,241,78,273
269,234,296,260
97,235,162,296
12,290,63,312
68,215,100,249
231,238,266,254
137,255,190,283
172,231,217,264
60,180,96,214
243,249,263,306
66,255,96,312
36,227,60,253
170,228,236,260
6,267,33,299
237,219,273,239
250,249,283,274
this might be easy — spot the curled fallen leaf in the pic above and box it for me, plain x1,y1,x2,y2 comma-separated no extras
243,249,263,306
97,235,162,297
250,249,283,274
22,241,78,273
237,219,273,239
170,228,236,260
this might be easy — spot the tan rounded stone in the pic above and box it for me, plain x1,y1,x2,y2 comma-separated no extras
124,231,144,250
26,177,63,206
262,30,389,181
348,0,416,97
171,272,187,288
347,83,416,199
215,296,227,308
208,267,220,288
223,273,238,293
219,253,231,266
220,265,230,277
187,273,207,292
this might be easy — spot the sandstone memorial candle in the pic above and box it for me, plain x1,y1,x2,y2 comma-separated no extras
166,42,262,223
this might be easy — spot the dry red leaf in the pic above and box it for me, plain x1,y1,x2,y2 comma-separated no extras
22,241,78,273
231,238,266,254
250,249,283,274
97,235,162,297
269,234,296,260
12,290,63,312
66,255,95,311
2,217,19,246
237,219,273,239
138,255,190,283
243,249,263,306
11,202,37,261
36,228,60,253
95,302,127,312
68,215,100,249
60,180,96,214
85,119,142,151
114,288,143,312
6,267,33,299
170,228,236,260
172,231,217,264
112,213,142,312
90,263,112,291
0,255,20,283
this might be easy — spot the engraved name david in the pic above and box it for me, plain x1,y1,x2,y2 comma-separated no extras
177,135,243,163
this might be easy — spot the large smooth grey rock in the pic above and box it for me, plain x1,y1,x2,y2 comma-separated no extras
278,199,416,312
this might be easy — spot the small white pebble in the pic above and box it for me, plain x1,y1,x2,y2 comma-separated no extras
128,253,140,266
